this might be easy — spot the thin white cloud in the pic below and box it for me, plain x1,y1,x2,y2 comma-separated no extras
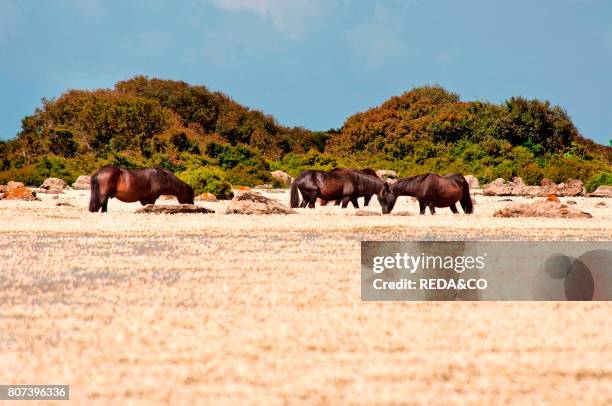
206,0,323,39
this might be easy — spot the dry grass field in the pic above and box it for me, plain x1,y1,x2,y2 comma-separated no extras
1,190,611,404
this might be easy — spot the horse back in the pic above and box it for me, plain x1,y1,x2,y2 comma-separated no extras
131,168,182,194
426,173,463,201
358,168,378,178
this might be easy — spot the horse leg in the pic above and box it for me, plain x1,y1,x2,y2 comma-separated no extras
308,194,317,208
101,196,110,213
429,203,436,215
363,195,372,207
419,200,426,215
340,197,351,208
300,190,316,208
351,197,359,208
334,200,341,206
449,203,459,214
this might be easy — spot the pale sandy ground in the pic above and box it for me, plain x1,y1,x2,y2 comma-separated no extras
1,190,611,405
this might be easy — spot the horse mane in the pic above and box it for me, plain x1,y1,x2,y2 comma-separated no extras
329,167,379,178
359,168,378,177
354,170,384,193
154,168,184,190
95,164,119,173
392,174,430,196
444,173,465,187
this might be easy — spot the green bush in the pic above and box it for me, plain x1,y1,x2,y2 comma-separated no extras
205,142,256,169
147,153,187,173
178,167,233,199
585,171,612,193
48,128,78,157
2,77,610,192
269,150,339,177
516,162,544,185
0,165,44,185
225,164,272,187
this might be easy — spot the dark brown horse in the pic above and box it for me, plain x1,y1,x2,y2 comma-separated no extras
319,168,380,207
378,173,473,215
89,165,194,212
290,168,387,209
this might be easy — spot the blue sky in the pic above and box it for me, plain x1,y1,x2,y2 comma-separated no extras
1,0,611,144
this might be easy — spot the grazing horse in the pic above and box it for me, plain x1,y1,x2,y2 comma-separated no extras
378,173,473,215
290,168,387,209
89,165,194,213
320,168,380,207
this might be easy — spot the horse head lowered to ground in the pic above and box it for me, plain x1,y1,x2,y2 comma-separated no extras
89,166,194,213
378,173,472,215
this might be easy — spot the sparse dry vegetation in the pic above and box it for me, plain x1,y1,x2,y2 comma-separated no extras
1,191,611,404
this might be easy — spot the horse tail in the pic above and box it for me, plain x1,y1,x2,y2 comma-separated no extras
290,181,300,208
459,177,473,214
89,174,101,212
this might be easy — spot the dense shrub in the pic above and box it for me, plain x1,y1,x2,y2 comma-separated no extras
1,77,609,189
225,164,272,187
0,164,45,186
270,150,340,177
205,142,256,169
178,167,233,199
585,171,612,192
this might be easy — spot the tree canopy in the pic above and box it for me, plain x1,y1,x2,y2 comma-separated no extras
1,78,610,194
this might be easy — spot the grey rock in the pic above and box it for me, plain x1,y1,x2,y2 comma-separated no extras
226,191,294,215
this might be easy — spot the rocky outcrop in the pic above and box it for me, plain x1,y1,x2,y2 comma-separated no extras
590,185,612,198
7,181,23,189
540,178,557,195
493,199,592,218
484,177,586,197
72,175,91,190
464,175,480,190
226,191,294,214
0,181,39,201
376,170,398,180
483,178,512,196
270,170,293,185
41,177,68,191
136,204,215,214
555,179,585,197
